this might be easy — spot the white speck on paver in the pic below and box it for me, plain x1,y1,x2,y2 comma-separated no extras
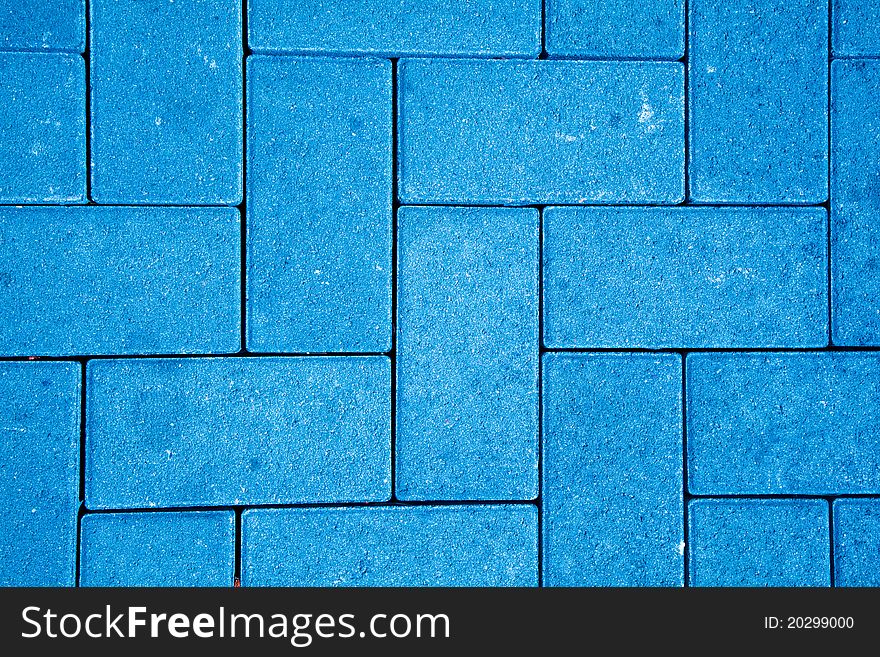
155,117,163,126
555,130,578,143
32,508,37,513
2,426,26,432
707,66,717,73
209,60,218,70
639,100,654,124
314,269,322,275
678,541,686,556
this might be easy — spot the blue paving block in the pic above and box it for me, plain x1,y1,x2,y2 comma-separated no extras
247,56,391,353
396,207,538,501
0,53,85,203
0,0,85,52
833,0,880,56
544,207,827,349
80,511,235,587
86,357,390,508
398,60,684,205
831,61,880,346
90,0,242,204
242,506,538,586
688,353,880,495
0,207,240,356
543,353,683,586
689,500,830,587
833,499,880,587
546,0,684,59
689,0,828,203
249,0,540,57
0,362,79,586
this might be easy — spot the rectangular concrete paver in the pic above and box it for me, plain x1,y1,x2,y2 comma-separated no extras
546,0,684,59
246,56,392,353
831,60,880,346
398,59,684,205
0,362,80,586
396,207,539,501
689,499,830,587
0,206,240,356
832,0,880,56
249,0,541,57
542,353,683,586
0,0,85,52
86,357,391,508
543,206,827,348
833,499,880,587
689,0,828,203
80,511,235,587
90,0,242,204
688,353,880,495
242,506,538,586
0,53,85,203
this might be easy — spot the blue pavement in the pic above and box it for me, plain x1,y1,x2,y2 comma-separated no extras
0,206,240,356
0,0,84,52
89,0,242,204
689,0,828,203
249,0,541,57
831,60,880,345
1,1,878,589
0,53,85,203
246,56,392,353
689,499,830,587
543,206,827,348
398,59,684,204
546,0,684,59
396,207,539,500
833,499,880,587
543,353,683,586
688,352,880,495
85,357,390,508
242,506,538,586
80,511,235,586
0,362,80,586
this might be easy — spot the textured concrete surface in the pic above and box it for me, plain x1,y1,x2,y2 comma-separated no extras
689,499,830,587
0,362,80,586
80,511,235,586
543,206,827,348
0,53,85,203
542,353,683,586
546,0,684,59
688,353,880,495
0,0,84,52
85,357,391,508
247,56,392,353
90,0,242,204
396,207,539,500
249,0,541,56
242,506,538,586
2,2,878,589
398,59,684,204
689,0,828,202
832,0,880,56
833,499,880,587
831,60,880,346
0,206,240,356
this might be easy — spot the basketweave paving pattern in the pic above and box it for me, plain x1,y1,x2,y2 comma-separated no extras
1,0,880,587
